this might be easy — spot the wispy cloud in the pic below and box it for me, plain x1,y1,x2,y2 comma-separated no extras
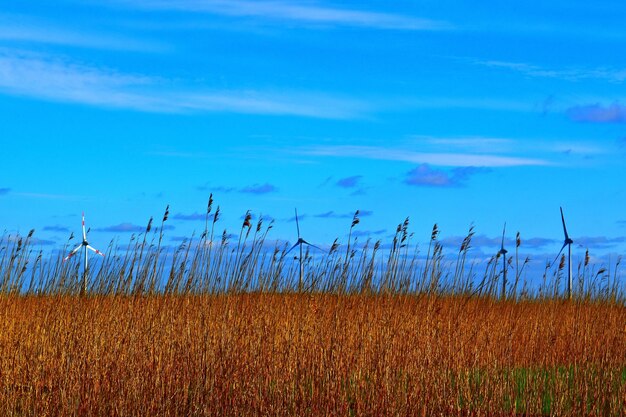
301,145,548,167
286,210,371,222
196,184,236,193
196,183,277,194
240,183,277,194
478,60,626,83
0,49,369,119
172,212,206,221
236,213,275,222
412,135,603,158
523,237,558,249
566,102,626,123
96,223,145,233
336,175,362,188
31,237,56,246
577,236,626,249
0,188,10,196
169,236,190,242
43,225,70,233
313,210,373,219
404,164,488,187
412,136,515,152
119,0,451,31
351,229,386,238
286,213,308,222
0,14,162,51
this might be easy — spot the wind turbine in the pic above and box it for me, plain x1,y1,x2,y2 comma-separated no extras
553,207,574,299
497,223,508,299
286,208,322,291
64,212,104,293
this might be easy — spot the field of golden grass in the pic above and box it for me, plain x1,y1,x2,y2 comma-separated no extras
1,294,624,416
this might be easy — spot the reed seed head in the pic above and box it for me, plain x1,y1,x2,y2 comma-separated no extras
207,193,213,214
330,239,339,254
351,210,360,228
243,211,252,228
431,224,439,241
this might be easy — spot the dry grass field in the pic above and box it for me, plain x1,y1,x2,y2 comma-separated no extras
0,294,624,416
1,208,625,415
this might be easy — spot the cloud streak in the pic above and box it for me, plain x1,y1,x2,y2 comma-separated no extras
172,212,206,221
566,102,626,123
313,210,373,219
336,175,362,188
301,145,548,167
0,188,10,196
240,183,277,194
197,183,278,195
286,210,371,223
95,223,146,233
478,60,626,83
404,164,488,187
0,14,162,51
576,236,626,249
119,0,451,31
0,49,369,119
43,225,70,233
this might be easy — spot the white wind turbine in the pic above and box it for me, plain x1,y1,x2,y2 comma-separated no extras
286,208,323,291
64,212,104,292
553,207,574,299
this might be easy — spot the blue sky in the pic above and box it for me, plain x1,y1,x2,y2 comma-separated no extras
1,1,625,268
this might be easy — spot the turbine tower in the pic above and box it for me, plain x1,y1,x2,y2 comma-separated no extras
64,212,104,293
498,223,508,299
286,208,322,291
553,207,574,299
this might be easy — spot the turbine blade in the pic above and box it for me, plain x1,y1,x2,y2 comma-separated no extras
560,207,569,240
87,245,105,257
285,241,300,256
501,222,506,250
64,244,83,261
82,212,87,241
294,208,301,239
301,239,323,252
552,242,567,267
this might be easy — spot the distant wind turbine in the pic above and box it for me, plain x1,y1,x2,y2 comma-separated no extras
497,223,508,299
553,207,574,299
64,212,104,293
286,208,322,291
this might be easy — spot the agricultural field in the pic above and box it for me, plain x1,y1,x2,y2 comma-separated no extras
1,211,625,416
0,295,624,416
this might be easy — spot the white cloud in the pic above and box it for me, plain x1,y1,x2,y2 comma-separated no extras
118,0,451,30
478,60,626,83
410,135,605,157
0,49,369,118
300,145,549,167
0,13,163,51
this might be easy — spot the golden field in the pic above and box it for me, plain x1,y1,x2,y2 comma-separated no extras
1,294,624,416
